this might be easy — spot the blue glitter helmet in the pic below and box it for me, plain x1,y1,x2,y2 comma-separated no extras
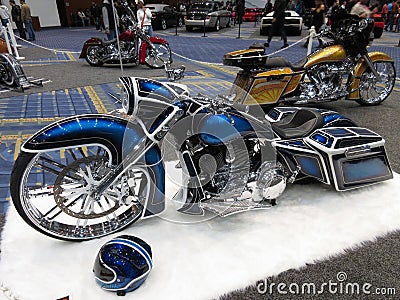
93,235,153,296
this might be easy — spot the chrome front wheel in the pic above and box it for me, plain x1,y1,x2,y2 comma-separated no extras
10,146,151,241
145,43,172,69
356,61,396,105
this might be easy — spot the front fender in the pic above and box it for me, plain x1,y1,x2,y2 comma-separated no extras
79,38,103,58
139,36,169,64
22,114,144,164
347,52,394,100
21,114,165,216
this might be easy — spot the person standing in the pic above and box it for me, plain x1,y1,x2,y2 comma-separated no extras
264,0,273,14
102,0,118,40
136,0,153,36
19,0,34,41
381,0,388,25
0,0,10,26
350,0,373,18
91,1,102,31
9,0,25,39
77,9,87,26
236,0,245,24
303,0,325,48
330,0,348,31
287,0,295,11
264,0,289,49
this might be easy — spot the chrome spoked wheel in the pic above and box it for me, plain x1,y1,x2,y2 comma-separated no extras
85,46,104,66
357,61,396,106
145,43,171,69
0,63,15,86
12,146,149,241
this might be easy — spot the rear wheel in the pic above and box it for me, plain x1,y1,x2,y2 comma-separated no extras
145,42,172,69
85,46,104,66
356,61,395,105
10,146,153,241
0,62,15,86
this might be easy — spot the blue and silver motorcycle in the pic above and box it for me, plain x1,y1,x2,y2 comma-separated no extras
10,76,393,241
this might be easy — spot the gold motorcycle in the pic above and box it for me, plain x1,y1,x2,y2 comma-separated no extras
223,18,396,111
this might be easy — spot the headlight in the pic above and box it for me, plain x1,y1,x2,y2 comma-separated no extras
119,77,138,115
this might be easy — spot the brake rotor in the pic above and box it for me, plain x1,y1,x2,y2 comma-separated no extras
53,156,120,219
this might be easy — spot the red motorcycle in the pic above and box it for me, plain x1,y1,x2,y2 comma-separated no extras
79,5,171,69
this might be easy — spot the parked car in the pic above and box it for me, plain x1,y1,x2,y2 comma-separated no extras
148,4,183,30
372,13,384,38
260,10,303,35
242,7,264,22
185,1,231,31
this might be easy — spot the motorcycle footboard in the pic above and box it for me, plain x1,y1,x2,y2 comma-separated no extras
305,127,393,191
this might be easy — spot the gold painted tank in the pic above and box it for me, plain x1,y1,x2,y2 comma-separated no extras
305,45,347,68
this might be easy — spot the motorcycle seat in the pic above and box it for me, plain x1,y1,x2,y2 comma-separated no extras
102,38,117,45
264,57,306,72
271,109,324,139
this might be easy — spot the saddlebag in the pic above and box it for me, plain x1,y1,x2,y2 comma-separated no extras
305,127,393,191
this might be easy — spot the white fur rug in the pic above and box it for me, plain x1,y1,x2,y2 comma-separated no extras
1,165,400,300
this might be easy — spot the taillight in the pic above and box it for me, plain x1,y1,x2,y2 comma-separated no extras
206,14,211,20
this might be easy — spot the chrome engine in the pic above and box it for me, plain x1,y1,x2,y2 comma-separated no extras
104,41,136,62
191,139,287,202
299,60,354,102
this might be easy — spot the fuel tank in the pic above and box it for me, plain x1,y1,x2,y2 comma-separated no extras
197,112,265,145
119,29,135,41
304,45,347,68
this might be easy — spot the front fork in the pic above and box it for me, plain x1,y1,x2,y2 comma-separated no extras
92,137,154,200
363,54,382,82
92,106,182,199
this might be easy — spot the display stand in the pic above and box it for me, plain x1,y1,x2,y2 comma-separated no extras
0,18,24,60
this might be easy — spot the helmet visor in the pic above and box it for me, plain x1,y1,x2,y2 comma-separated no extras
93,252,116,283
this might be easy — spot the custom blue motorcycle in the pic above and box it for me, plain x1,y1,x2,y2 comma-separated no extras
10,76,393,241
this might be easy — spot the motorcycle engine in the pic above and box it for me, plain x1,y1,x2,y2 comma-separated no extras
119,41,134,57
190,139,261,199
300,63,351,100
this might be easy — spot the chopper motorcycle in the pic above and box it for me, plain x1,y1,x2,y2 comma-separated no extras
10,74,393,241
223,17,396,111
79,3,171,69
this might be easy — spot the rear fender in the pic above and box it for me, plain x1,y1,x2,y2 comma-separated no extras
139,36,169,64
347,52,394,99
79,38,103,58
21,114,165,217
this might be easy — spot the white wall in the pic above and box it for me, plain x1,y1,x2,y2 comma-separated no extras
3,0,61,27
